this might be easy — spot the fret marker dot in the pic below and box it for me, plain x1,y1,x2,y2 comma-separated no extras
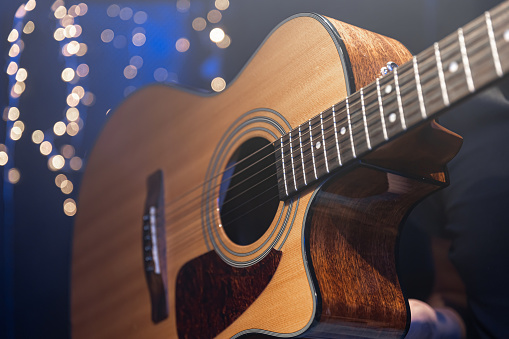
385,84,392,94
504,29,509,42
315,141,321,149
448,61,459,73
389,113,397,123
340,126,346,135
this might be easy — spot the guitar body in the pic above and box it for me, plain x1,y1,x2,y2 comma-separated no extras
71,14,462,339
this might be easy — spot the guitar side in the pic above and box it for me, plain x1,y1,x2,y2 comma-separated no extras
71,13,458,339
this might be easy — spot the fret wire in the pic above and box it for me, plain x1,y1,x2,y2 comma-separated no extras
332,104,342,165
360,88,372,149
280,138,289,196
345,97,357,158
320,112,330,173
308,120,318,180
375,78,389,140
412,55,427,119
433,42,450,107
288,132,297,191
298,126,307,186
485,11,504,77
458,28,475,93
393,67,407,130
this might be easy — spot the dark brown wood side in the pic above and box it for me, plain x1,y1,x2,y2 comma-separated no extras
325,17,413,89
304,165,446,338
175,249,282,339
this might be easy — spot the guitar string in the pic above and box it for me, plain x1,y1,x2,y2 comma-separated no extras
167,46,497,228
165,26,500,226
164,12,503,224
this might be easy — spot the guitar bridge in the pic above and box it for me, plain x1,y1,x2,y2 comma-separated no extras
142,170,169,323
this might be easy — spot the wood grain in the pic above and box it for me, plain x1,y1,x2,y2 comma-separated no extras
71,12,463,339
176,249,282,338
72,14,350,339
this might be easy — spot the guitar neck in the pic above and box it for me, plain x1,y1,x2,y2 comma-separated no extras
275,1,509,199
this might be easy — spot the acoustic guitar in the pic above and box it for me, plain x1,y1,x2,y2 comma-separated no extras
72,2,509,338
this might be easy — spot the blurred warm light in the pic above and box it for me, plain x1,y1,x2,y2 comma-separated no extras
76,64,89,77
130,55,143,69
101,29,114,43
0,151,8,166
23,21,35,34
16,68,28,82
8,29,19,43
210,28,225,43
8,107,20,121
207,10,222,24
49,155,65,171
15,4,27,18
54,6,66,19
25,0,36,11
32,130,44,144
134,11,148,24
62,14,74,25
54,121,66,136
62,44,71,57
211,77,226,92
61,15,74,27
67,40,80,55
67,122,79,136
217,34,231,49
10,88,21,99
63,198,77,216
61,180,74,194
132,27,146,35
77,43,87,56
124,65,137,79
67,93,80,107
8,168,20,184
154,68,168,82
72,86,85,99
69,5,79,17
61,67,75,82
176,0,190,12
78,3,88,16
119,7,133,20
14,121,25,132
13,82,26,95
132,33,146,47
10,126,22,140
51,0,63,12
61,144,75,158
74,25,82,38
82,92,95,106
66,107,79,121
40,141,52,155
70,156,82,170
175,38,190,52
55,174,67,187
215,0,230,10
9,44,20,57
64,25,77,38
7,62,18,76
107,4,120,17
54,28,65,41
192,17,206,31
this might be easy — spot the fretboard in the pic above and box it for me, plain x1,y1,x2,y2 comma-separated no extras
274,1,509,199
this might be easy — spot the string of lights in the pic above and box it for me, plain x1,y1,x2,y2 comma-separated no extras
2,0,232,220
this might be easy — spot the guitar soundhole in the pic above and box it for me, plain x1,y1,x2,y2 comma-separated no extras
219,137,279,246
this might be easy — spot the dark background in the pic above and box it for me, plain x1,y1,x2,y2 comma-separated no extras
0,0,502,338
